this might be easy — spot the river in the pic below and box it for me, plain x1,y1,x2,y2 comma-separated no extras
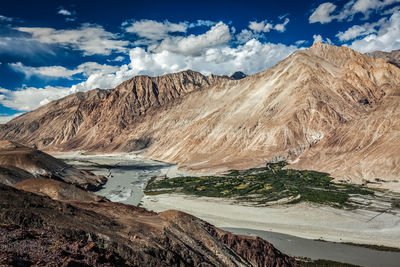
56,153,400,266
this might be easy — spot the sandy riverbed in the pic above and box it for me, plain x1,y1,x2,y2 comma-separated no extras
141,193,400,248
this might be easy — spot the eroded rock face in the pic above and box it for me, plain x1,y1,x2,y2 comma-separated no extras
0,140,105,190
1,44,400,188
366,49,400,68
0,224,127,267
0,183,298,266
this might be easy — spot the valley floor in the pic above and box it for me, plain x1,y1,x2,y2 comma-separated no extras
141,193,400,248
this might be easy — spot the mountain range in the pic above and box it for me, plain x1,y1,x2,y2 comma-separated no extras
1,43,400,190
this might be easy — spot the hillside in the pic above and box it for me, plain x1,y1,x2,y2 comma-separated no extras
0,140,105,189
366,49,400,68
0,183,297,266
1,43,400,189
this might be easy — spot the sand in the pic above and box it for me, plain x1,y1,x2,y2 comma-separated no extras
141,193,400,248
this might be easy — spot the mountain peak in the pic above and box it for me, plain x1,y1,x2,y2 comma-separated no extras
230,71,247,80
305,43,366,67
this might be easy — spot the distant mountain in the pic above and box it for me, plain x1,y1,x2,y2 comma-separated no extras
1,43,400,189
230,71,247,80
0,183,297,266
366,49,400,68
0,140,105,189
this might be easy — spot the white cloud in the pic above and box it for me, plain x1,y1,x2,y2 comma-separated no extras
0,86,77,111
17,24,129,56
249,20,273,32
336,18,386,41
0,38,298,112
274,18,290,32
108,56,125,62
58,9,72,16
0,113,23,123
248,18,290,33
0,15,13,22
124,19,188,41
10,63,79,78
129,39,297,76
313,34,333,44
10,62,120,79
295,40,308,45
236,29,260,43
347,11,400,52
309,3,337,24
309,0,400,24
188,20,217,28
151,22,232,56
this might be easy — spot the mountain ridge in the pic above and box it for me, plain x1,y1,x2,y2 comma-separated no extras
1,43,400,189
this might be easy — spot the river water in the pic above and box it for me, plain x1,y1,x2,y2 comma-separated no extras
224,227,400,267
56,154,400,266
57,153,179,205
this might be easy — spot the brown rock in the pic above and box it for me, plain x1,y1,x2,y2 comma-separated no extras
1,44,400,188
0,140,106,190
0,183,297,267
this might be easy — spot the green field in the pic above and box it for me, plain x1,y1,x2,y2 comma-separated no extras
144,162,376,208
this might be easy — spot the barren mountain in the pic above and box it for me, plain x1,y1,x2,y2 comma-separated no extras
1,43,400,188
0,183,297,266
0,140,105,189
366,49,400,68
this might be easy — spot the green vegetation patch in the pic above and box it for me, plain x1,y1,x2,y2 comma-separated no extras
144,162,374,208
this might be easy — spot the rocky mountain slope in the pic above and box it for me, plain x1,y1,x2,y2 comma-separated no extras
14,178,107,201
1,43,400,188
0,183,297,266
0,140,105,189
366,49,400,68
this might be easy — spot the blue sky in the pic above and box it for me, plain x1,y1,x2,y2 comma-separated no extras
0,0,399,121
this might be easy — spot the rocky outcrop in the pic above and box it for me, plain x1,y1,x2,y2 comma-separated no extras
0,224,127,266
0,140,105,190
0,183,298,266
14,178,108,202
366,49,400,68
230,71,248,80
1,44,400,189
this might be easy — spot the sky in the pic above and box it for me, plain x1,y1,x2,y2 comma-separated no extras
0,0,399,122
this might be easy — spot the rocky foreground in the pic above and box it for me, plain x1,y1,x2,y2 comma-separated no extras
0,140,105,190
0,183,298,266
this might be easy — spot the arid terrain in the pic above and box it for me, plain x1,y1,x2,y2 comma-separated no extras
1,43,400,266
1,43,399,191
0,182,298,266
0,140,105,190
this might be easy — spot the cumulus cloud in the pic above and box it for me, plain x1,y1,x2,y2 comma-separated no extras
346,11,400,52
129,39,297,76
0,86,76,111
309,0,400,24
150,22,232,56
17,24,129,56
